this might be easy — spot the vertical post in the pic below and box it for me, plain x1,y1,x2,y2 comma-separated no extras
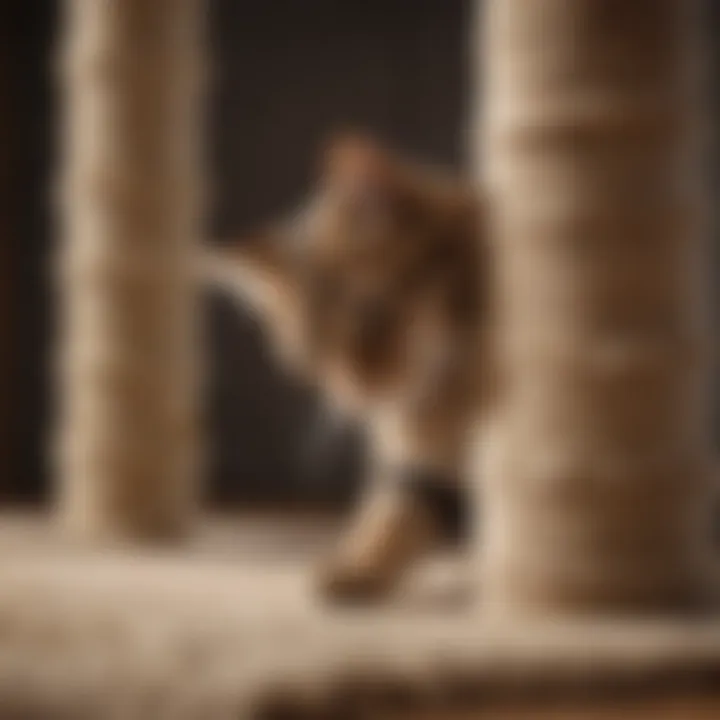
55,0,204,540
480,0,714,612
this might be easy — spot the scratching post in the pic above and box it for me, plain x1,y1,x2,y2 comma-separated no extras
55,0,204,540
481,0,715,612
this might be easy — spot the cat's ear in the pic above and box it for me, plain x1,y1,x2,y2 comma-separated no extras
322,133,389,181
320,133,401,214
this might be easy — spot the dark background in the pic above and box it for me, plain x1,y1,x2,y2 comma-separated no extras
1,1,472,506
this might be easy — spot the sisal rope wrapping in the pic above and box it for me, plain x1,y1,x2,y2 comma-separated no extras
478,0,715,613
54,0,205,540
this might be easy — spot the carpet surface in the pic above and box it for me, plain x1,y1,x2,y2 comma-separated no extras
0,513,719,719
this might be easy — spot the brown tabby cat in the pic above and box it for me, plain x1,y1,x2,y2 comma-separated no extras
206,135,487,601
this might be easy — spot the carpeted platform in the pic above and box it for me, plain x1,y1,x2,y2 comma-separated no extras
0,513,719,719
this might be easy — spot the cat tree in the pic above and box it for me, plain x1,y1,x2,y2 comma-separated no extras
0,0,718,717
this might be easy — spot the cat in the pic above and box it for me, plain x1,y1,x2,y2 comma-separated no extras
205,135,488,601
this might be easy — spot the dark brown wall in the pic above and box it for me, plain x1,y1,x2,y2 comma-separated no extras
4,3,57,502
0,9,11,498
209,0,472,236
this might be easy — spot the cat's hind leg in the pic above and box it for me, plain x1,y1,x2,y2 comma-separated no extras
316,468,468,602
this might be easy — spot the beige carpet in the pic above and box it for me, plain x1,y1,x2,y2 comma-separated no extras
0,513,719,719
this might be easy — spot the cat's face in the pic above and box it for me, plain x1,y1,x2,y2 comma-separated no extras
218,136,482,411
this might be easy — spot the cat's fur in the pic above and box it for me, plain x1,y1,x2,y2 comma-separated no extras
206,136,487,600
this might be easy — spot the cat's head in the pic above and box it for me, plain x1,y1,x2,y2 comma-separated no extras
210,135,483,411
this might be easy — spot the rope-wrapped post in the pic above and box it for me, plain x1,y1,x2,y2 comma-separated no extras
55,0,204,540
480,0,715,612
